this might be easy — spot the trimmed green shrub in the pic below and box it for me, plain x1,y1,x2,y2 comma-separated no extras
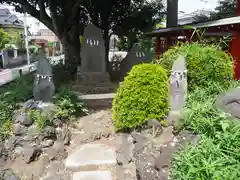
112,63,169,131
160,43,233,88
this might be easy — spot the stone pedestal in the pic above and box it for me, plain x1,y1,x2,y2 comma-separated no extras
74,72,117,94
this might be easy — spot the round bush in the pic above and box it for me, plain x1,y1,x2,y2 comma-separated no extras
112,63,169,131
160,43,233,88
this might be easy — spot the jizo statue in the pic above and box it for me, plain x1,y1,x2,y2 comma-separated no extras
33,49,55,102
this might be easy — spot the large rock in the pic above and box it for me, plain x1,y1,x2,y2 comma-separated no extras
21,145,42,164
12,123,27,136
0,145,9,166
116,133,134,165
56,126,71,145
0,169,19,180
215,87,240,118
41,139,54,148
46,141,67,161
5,136,23,151
14,112,33,126
22,99,39,110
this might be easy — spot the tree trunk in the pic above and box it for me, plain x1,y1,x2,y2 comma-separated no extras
103,29,110,73
60,33,81,80
166,0,178,28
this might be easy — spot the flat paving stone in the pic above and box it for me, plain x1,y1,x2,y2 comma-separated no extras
72,170,112,180
79,93,116,99
65,143,116,170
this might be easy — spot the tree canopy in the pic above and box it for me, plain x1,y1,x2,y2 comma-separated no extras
0,28,10,50
0,0,164,74
195,0,237,22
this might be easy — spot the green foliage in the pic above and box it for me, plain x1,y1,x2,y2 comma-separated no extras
112,63,169,131
0,74,33,139
171,136,240,180
27,87,85,131
0,28,10,50
54,87,86,121
116,36,129,51
170,80,240,180
0,119,12,139
160,43,233,89
28,110,51,130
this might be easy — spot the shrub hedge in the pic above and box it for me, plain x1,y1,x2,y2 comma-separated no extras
112,63,169,131
160,43,233,88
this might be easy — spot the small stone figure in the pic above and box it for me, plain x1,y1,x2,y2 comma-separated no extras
33,49,55,103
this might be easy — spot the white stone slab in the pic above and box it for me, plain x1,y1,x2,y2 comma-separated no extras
72,171,112,180
65,143,116,169
79,93,115,100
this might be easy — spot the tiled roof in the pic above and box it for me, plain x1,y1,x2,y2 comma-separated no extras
0,8,24,27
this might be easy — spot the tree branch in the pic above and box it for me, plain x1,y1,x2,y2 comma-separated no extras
48,0,61,36
68,0,85,24
20,0,54,32
38,0,47,20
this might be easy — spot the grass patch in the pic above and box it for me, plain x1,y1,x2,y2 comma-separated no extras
170,80,240,180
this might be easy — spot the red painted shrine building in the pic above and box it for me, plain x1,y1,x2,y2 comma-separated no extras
145,0,240,80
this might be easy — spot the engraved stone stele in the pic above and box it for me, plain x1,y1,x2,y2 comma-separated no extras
166,55,187,125
80,24,106,72
120,43,152,81
33,51,55,103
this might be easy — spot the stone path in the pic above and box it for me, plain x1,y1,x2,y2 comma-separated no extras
65,143,117,180
65,110,117,180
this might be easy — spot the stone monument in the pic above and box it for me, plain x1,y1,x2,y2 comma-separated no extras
76,24,115,95
166,55,188,126
169,55,188,111
154,55,188,176
33,51,55,103
120,43,151,81
80,24,106,72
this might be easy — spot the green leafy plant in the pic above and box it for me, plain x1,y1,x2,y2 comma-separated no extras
54,87,86,121
0,119,12,139
28,110,51,130
171,136,240,180
0,74,34,139
0,28,10,50
112,63,169,131
171,80,240,180
159,43,233,89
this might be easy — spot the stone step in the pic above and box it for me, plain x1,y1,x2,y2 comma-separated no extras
72,171,113,180
77,72,110,83
73,82,117,88
73,85,117,94
78,93,115,110
65,143,117,171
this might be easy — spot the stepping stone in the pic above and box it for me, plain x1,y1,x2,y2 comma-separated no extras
72,171,112,180
65,143,116,170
